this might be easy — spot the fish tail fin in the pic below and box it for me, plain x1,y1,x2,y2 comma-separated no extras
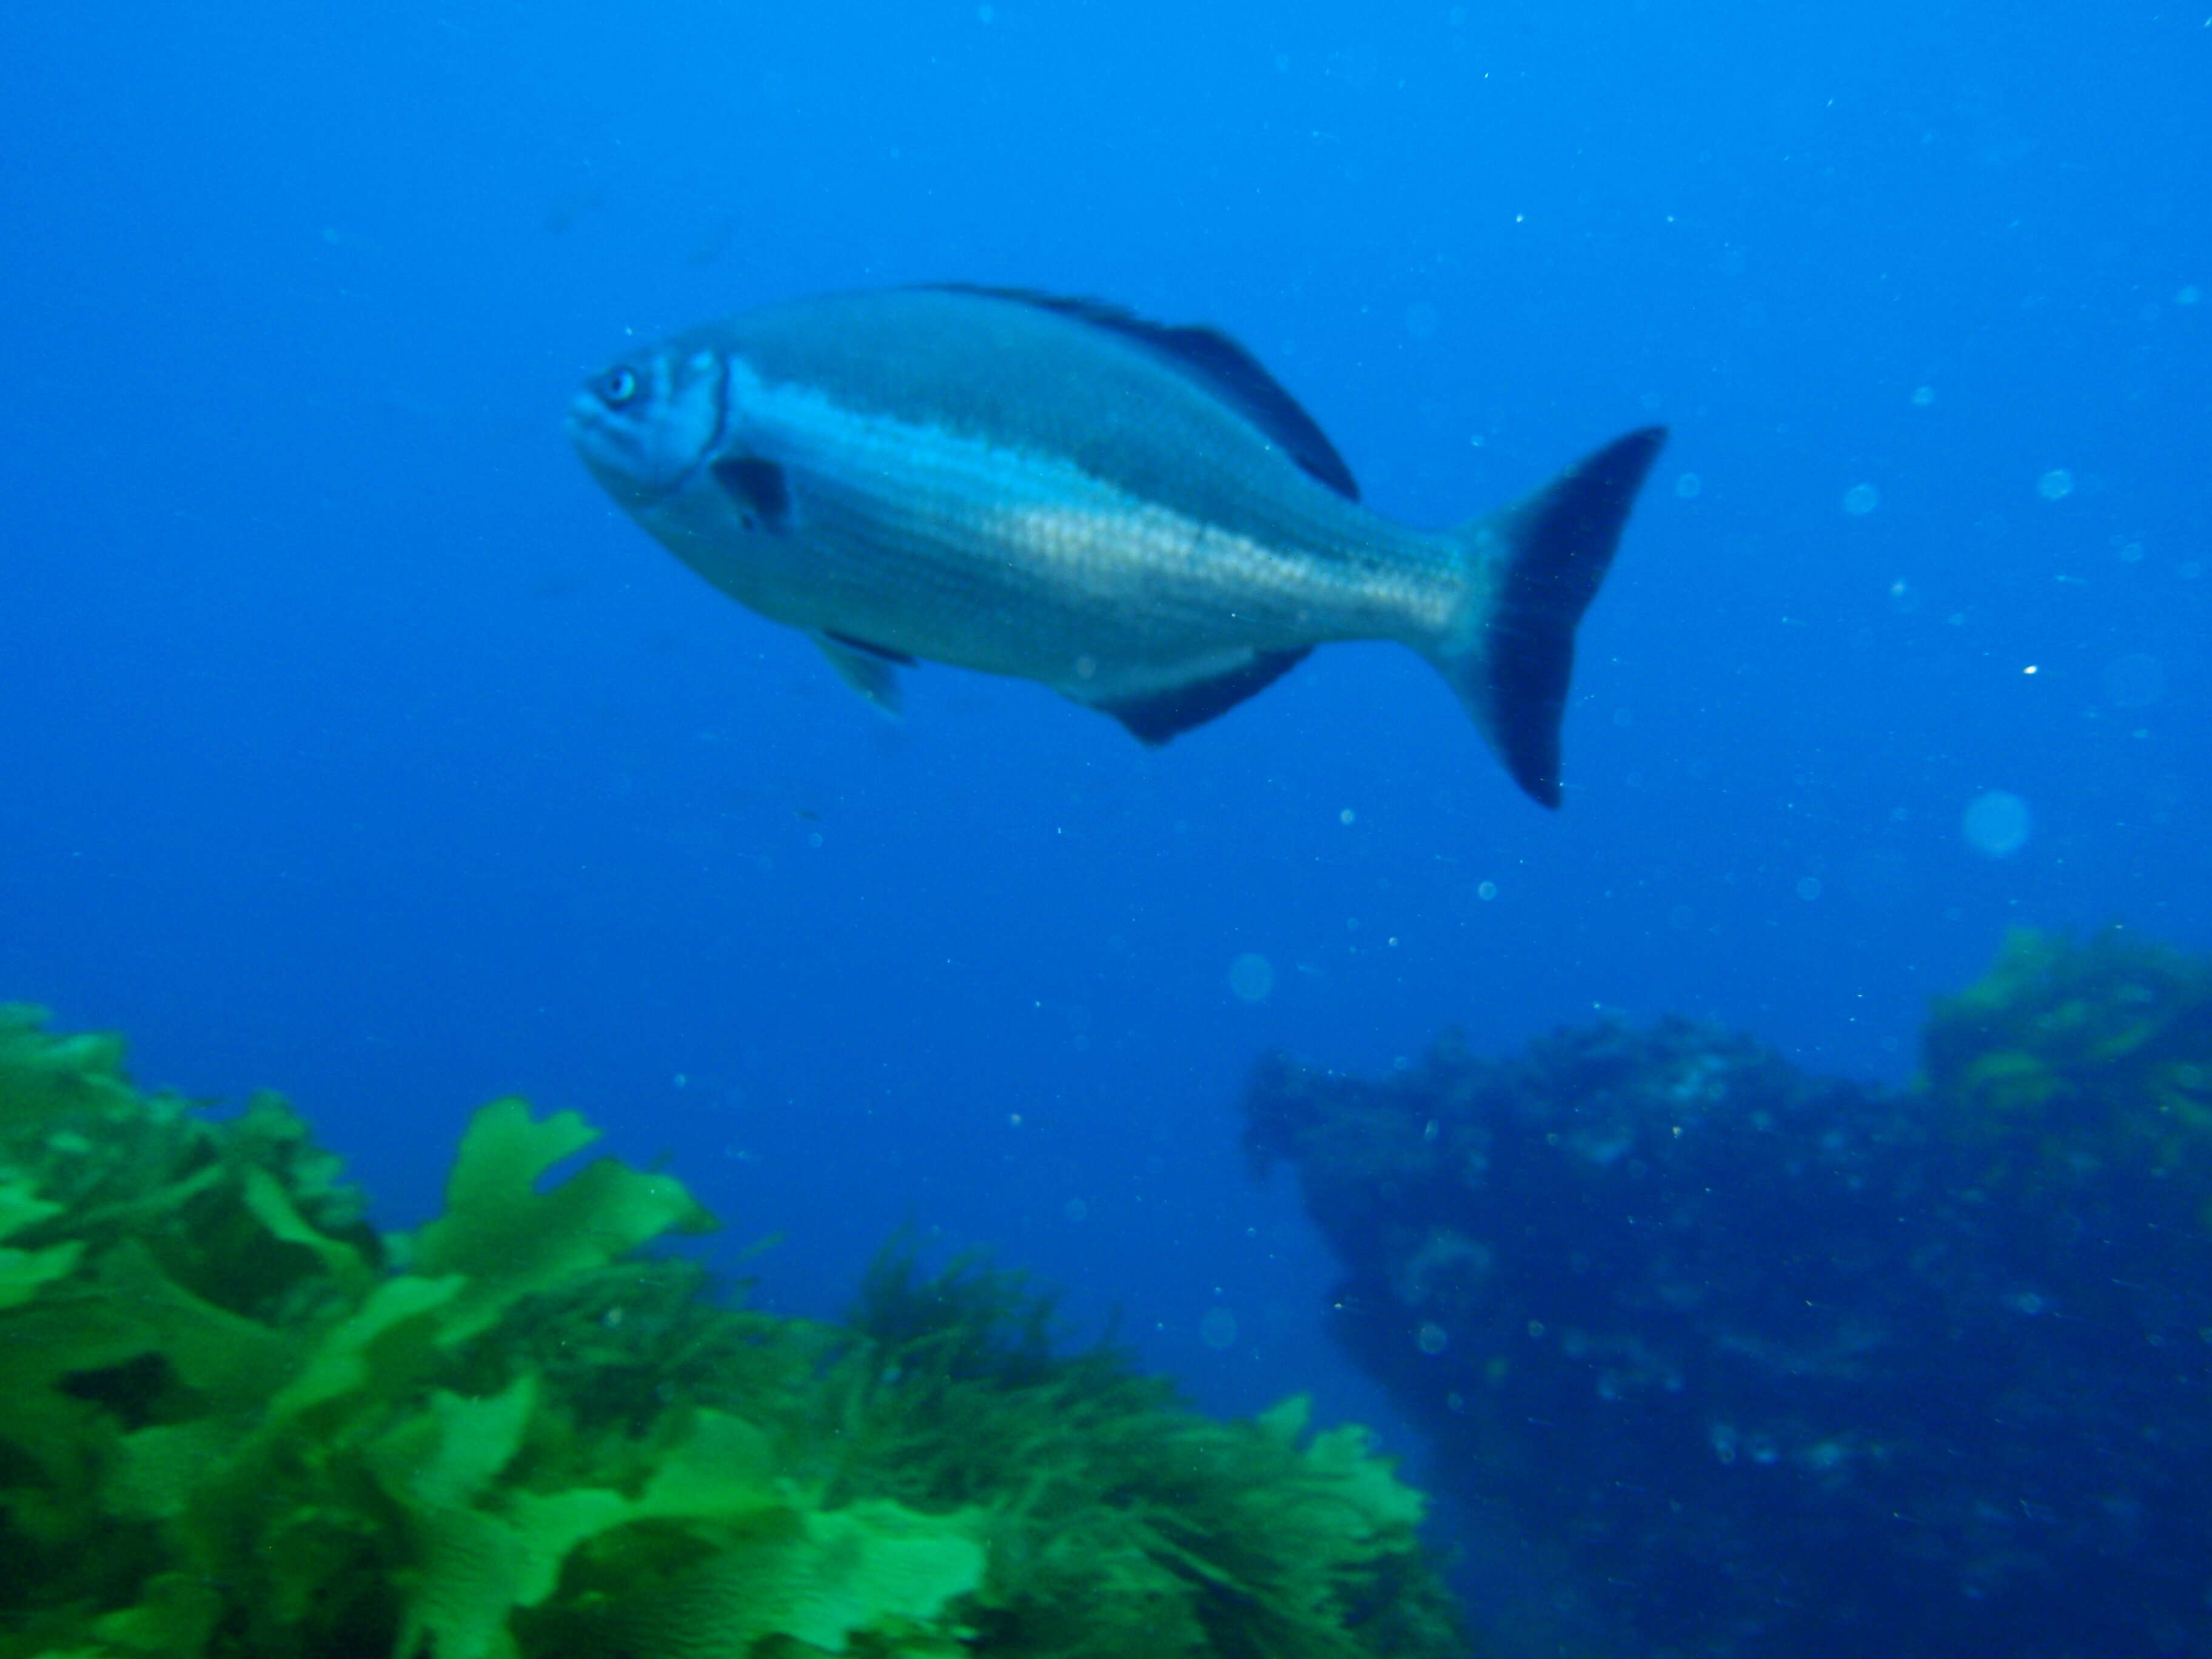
1429,426,1667,807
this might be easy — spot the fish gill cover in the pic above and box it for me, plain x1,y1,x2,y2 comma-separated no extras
0,1007,1462,1659
1242,927,2212,1659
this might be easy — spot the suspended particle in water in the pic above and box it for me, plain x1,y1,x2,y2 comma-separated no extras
1477,880,1498,902
1674,472,1703,498
2037,469,2074,500
1199,1307,1239,1351
1227,953,1276,1004
2103,653,2165,709
1842,483,1880,515
1963,791,2033,858
1910,385,1937,406
1888,577,1922,614
1404,301,1439,340
1795,876,1823,901
1416,1322,1450,1356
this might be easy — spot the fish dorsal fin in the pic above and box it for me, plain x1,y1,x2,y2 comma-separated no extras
1095,647,1312,745
922,284,1360,502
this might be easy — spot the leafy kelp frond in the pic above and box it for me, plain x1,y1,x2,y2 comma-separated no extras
408,1098,715,1346
0,1008,1464,1659
1924,927,2212,1217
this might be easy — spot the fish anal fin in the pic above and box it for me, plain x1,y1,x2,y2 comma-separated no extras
919,284,1360,501
1097,648,1312,746
811,631,906,715
711,455,793,528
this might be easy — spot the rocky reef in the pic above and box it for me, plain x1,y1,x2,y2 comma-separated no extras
0,1005,1464,1659
1245,928,2212,1659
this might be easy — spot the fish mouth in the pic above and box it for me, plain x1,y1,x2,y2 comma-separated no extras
566,391,668,509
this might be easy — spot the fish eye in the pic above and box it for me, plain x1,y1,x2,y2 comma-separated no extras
597,366,642,409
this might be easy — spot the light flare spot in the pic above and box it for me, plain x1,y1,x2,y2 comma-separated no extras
1228,953,1276,1004
1963,791,2033,858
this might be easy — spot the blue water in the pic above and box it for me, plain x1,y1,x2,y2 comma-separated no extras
2,0,2205,1631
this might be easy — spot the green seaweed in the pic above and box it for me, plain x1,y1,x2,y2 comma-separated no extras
0,1005,1463,1659
1923,928,2212,1222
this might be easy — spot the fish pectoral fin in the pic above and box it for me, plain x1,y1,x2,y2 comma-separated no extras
710,455,793,529
811,631,908,715
1094,648,1312,746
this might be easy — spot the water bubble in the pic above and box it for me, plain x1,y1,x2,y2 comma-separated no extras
1888,577,1921,614
1674,472,1703,498
1199,1307,1239,1350
2103,653,2165,709
1795,876,1823,901
2037,469,2074,500
1227,953,1276,1004
1339,807,1356,825
1842,483,1880,515
1477,880,1498,902
1963,791,2033,858
1416,1321,1450,1356
1910,385,1937,407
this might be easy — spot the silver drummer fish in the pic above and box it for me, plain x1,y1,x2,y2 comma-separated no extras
568,284,1663,806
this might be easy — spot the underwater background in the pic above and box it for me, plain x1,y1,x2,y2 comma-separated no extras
2,3,2207,1654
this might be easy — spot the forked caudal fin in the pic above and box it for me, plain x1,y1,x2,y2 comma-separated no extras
1431,426,1667,808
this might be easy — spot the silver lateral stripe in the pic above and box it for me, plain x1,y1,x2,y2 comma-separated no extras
725,358,1438,633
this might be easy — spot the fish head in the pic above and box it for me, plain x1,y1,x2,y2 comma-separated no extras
566,342,726,509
